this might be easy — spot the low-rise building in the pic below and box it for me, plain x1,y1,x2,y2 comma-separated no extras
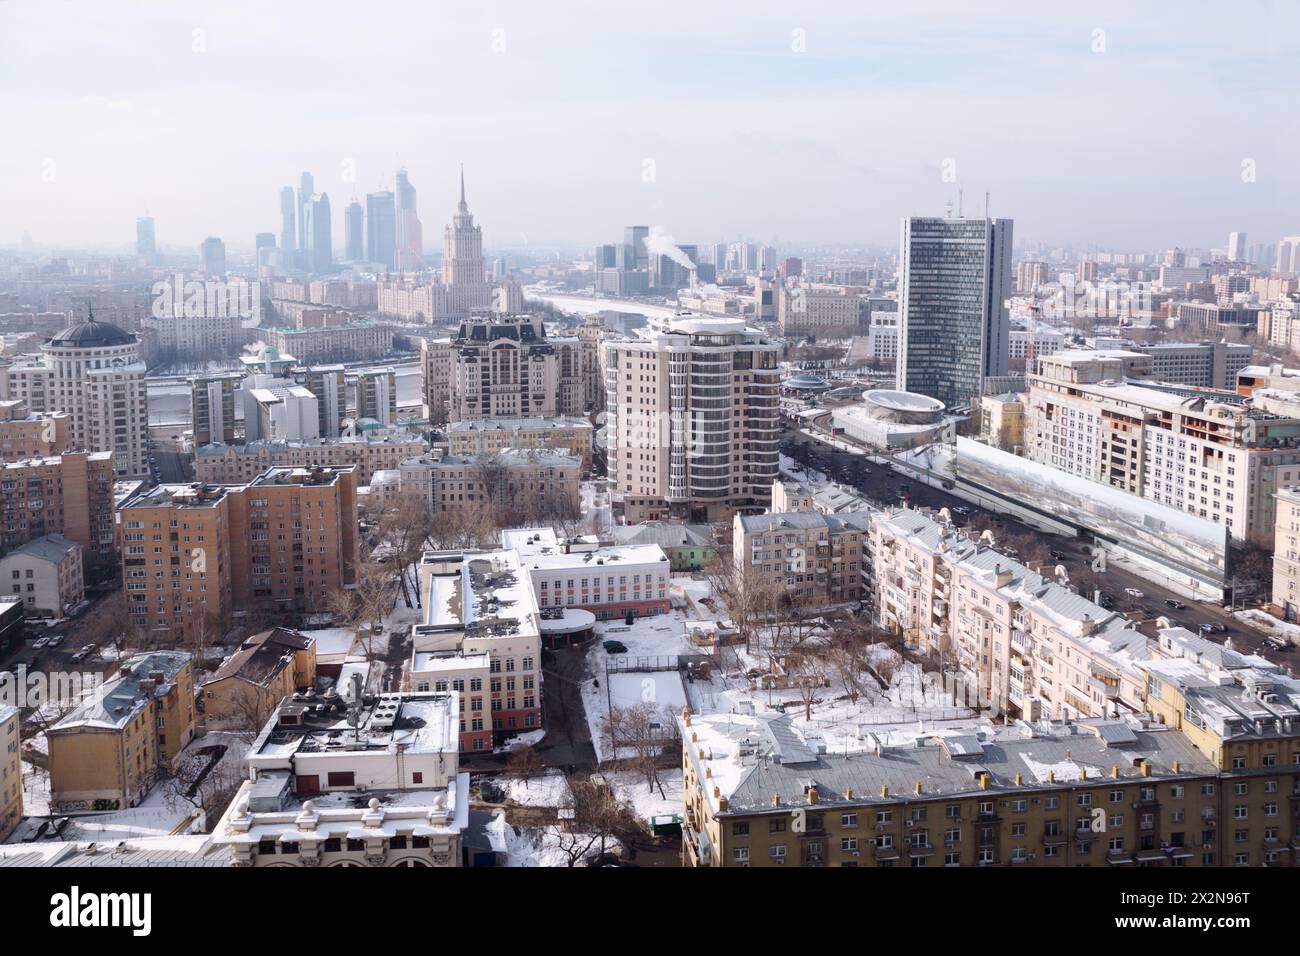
1274,486,1300,621
680,707,1227,867
447,416,594,471
0,705,20,842
502,526,671,621
734,511,871,605
0,533,83,617
47,651,195,814
200,628,317,732
212,690,469,866
194,431,428,486
398,449,580,520
609,522,717,571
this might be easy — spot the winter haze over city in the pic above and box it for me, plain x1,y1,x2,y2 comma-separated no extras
0,0,1296,923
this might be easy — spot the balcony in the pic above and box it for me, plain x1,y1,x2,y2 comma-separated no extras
874,844,901,862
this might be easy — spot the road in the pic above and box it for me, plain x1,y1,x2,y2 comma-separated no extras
779,424,1294,667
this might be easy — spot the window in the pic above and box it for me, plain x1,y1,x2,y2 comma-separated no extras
733,847,750,864
769,844,787,862
732,822,749,837
326,771,355,788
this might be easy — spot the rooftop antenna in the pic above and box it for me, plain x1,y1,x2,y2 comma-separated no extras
958,188,963,218
985,191,990,219
945,198,954,218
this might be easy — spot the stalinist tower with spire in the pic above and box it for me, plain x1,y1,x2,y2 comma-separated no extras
439,165,491,316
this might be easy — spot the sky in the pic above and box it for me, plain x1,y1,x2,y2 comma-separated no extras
2,0,1298,254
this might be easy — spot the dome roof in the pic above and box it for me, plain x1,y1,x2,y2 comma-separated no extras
47,319,134,348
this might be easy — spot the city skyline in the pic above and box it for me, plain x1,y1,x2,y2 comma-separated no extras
3,1,1298,251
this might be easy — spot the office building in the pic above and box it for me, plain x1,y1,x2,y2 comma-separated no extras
136,216,156,260
395,168,424,271
344,200,364,262
366,190,397,270
201,236,227,276
897,217,1013,410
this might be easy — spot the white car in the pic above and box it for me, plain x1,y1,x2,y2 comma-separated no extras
32,636,50,649
1124,588,1144,598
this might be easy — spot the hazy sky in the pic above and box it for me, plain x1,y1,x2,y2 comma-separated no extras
3,1,1297,253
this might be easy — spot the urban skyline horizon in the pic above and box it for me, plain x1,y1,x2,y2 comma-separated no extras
3,2,1297,253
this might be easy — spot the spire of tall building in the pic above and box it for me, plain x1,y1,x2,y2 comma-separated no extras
458,163,467,213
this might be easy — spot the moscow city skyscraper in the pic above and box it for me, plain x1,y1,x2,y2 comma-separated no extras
279,185,296,253
135,215,155,259
394,168,424,272
303,193,332,273
344,199,364,262
897,216,1013,410
366,190,396,270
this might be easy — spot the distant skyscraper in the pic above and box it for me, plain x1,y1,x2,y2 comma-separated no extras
279,186,297,253
443,167,486,288
297,172,315,254
303,193,332,274
201,236,227,276
595,244,618,269
255,232,276,269
1228,231,1247,262
366,191,397,270
897,216,1013,410
394,168,424,271
621,225,649,271
344,201,364,262
136,216,156,259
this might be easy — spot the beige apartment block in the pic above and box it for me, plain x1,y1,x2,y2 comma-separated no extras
398,449,580,518
121,466,358,640
419,336,452,422
450,315,583,421
201,628,317,732
680,708,1265,868
733,511,871,605
194,432,427,486
0,400,71,461
1273,486,1300,621
1027,349,1300,544
47,651,195,813
446,416,593,470
0,706,20,842
606,315,780,523
0,451,116,563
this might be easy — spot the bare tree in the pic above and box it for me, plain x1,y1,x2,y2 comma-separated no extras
328,560,393,662
546,775,636,866
791,654,828,721
506,745,543,788
375,491,435,608
601,701,678,797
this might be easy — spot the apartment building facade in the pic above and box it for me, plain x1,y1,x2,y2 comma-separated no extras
449,315,583,421
398,449,580,518
733,511,871,605
606,315,781,523
1026,350,1300,544
0,451,115,564
679,707,1284,868
48,651,195,813
194,431,427,486
446,416,594,470
0,533,84,617
1273,486,1300,621
0,706,20,843
120,466,358,639
0,400,70,461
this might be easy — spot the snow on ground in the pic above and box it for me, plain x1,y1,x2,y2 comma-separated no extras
485,810,619,867
481,769,571,808
301,627,358,660
605,769,683,822
21,762,50,819
606,671,690,713
1235,610,1300,645
495,728,544,753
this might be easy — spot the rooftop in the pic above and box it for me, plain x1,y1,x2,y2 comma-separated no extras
2,533,80,564
52,651,191,732
206,628,313,688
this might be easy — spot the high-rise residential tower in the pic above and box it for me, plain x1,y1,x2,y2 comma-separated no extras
605,314,781,523
897,216,1013,410
1228,231,1247,262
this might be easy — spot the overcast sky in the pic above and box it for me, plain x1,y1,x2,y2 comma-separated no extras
2,1,1297,253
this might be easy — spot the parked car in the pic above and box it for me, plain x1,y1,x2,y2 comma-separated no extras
1198,622,1226,634
1263,636,1290,652
1049,550,1065,561
1164,599,1186,610
31,636,50,649
46,635,65,648
71,644,96,663
602,640,628,655
1124,588,1145,598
